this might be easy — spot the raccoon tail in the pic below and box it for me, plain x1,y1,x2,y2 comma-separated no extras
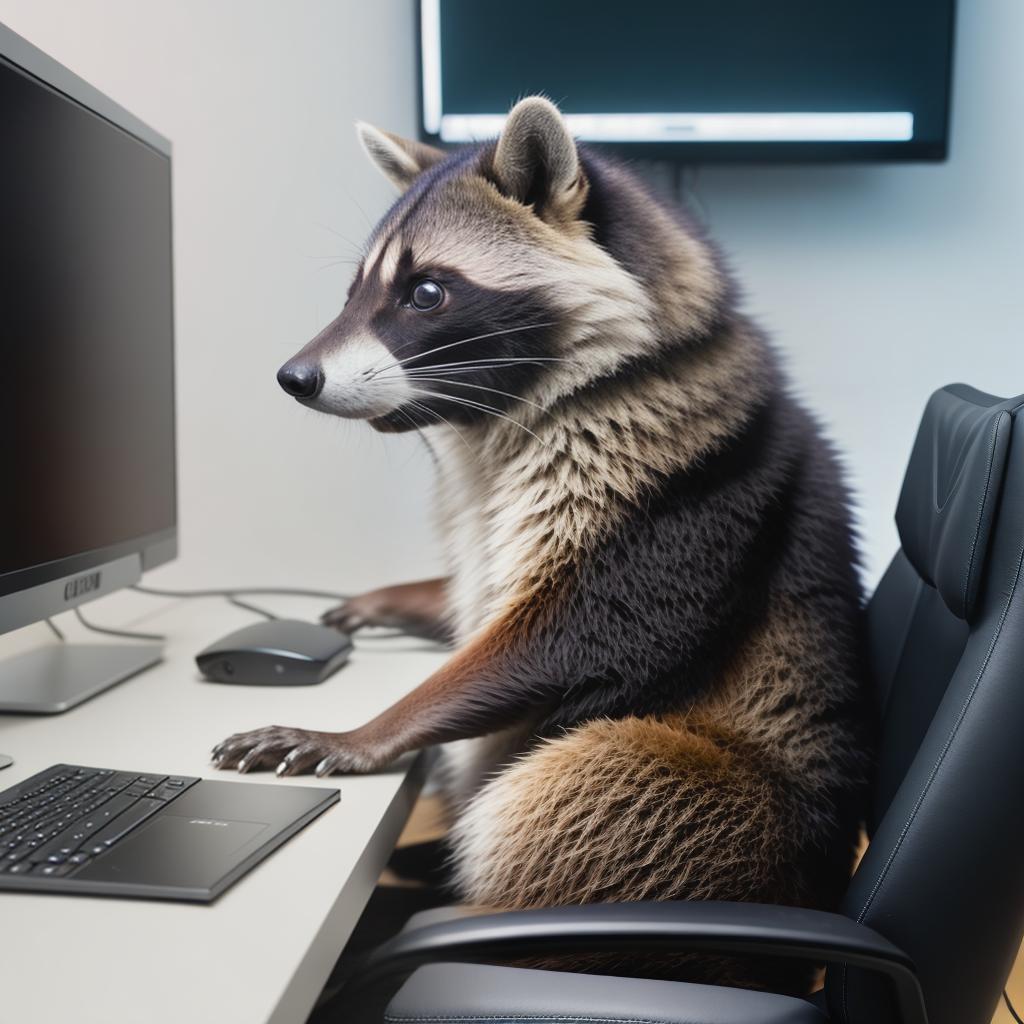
448,713,838,993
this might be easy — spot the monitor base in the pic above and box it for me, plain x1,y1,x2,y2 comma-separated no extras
0,643,163,714
0,754,13,770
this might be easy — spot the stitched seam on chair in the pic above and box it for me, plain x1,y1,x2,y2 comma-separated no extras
961,415,1002,613
839,529,1024,1023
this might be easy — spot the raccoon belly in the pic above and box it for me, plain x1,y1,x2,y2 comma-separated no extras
448,713,850,995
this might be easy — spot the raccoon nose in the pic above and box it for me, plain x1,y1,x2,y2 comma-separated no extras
277,361,323,399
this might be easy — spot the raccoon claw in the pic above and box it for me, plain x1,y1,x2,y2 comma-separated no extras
321,583,452,643
211,725,384,776
321,601,369,634
315,754,344,777
321,589,404,634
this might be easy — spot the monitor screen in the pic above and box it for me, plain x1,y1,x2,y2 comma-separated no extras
0,56,176,590
420,0,956,161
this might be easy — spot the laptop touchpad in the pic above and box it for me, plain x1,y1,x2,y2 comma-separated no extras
77,815,269,888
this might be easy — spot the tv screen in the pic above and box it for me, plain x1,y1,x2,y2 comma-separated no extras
419,0,956,162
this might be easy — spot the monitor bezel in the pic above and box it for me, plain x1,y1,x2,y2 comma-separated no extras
0,21,178,601
415,0,956,164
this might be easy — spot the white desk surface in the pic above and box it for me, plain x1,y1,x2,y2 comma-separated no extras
0,592,448,1024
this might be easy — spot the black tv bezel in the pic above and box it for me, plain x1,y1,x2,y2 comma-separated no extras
0,22,178,600
415,0,956,165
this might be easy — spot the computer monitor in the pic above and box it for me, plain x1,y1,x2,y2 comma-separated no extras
0,22,177,724
419,0,956,162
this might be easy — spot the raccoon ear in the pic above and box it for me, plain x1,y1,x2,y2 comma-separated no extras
356,122,445,191
492,97,583,219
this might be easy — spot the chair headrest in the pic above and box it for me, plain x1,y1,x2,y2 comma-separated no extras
896,384,1023,620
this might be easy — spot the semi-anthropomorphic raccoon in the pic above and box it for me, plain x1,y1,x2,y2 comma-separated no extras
212,97,870,993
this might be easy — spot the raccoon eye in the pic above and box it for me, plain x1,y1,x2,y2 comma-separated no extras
410,279,444,311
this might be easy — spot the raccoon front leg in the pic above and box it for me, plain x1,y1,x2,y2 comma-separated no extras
321,577,452,642
212,609,553,776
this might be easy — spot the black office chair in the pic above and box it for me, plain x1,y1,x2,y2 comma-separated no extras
356,384,1024,1024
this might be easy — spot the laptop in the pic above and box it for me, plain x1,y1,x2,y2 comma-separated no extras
0,763,339,901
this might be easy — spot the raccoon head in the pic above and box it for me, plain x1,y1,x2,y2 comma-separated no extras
277,97,722,434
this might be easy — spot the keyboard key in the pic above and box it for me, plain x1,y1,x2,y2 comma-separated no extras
29,793,137,862
32,862,73,877
89,798,165,849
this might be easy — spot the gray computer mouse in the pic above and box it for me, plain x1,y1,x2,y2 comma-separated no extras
195,619,353,686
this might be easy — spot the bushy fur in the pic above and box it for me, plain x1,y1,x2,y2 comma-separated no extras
218,98,871,995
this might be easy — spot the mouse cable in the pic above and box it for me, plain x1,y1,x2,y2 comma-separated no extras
130,584,420,641
44,617,66,641
226,595,277,620
1006,990,1024,1024
132,584,350,601
73,605,167,642
132,583,340,625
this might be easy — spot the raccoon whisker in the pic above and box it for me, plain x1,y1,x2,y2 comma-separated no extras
392,405,422,436
406,397,477,456
372,322,558,377
402,376,545,411
313,259,362,275
405,356,575,371
395,404,454,465
391,401,450,461
303,253,361,263
416,389,547,445
371,356,575,383
383,321,555,368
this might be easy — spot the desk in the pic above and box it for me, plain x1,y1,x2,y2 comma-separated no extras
0,591,448,1024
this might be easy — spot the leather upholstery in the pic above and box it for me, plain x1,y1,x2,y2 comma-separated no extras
387,963,827,1024
894,384,1022,620
831,389,1024,1024
864,552,968,829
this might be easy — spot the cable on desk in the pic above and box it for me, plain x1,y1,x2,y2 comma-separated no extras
132,584,350,601
226,595,277,620
1006,990,1024,1024
45,618,66,641
130,584,441,644
73,606,167,642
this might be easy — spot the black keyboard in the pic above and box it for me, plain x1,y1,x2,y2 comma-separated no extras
0,764,198,879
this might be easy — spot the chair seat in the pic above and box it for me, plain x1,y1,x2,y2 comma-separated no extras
385,963,828,1024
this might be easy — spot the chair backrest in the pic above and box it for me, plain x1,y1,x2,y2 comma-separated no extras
825,385,1024,1024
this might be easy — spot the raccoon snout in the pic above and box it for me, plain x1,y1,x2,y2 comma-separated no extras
277,360,323,400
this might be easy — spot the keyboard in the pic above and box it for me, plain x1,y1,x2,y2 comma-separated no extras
0,764,198,879
0,761,338,901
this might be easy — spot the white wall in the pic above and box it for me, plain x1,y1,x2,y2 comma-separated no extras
1,0,1021,600
684,0,1024,586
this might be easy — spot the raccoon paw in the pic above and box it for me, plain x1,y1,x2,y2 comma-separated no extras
211,725,383,776
322,581,452,642
321,591,398,633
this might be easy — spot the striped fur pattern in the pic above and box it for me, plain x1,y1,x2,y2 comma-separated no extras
228,99,870,993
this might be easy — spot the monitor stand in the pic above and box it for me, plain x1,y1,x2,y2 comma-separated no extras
0,754,12,770
0,643,163,715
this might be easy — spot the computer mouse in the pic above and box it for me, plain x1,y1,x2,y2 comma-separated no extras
195,619,353,686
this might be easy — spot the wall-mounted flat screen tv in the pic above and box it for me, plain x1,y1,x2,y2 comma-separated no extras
418,0,956,162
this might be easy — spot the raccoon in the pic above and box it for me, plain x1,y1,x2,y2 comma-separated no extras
212,98,870,992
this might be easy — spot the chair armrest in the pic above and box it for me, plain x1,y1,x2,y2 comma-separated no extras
357,900,927,1024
